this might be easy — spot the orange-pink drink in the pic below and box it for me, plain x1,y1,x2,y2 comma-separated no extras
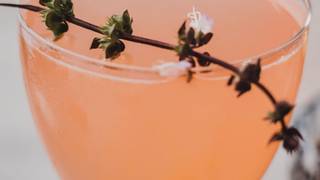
19,0,309,179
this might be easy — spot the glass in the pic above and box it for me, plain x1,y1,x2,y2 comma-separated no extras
19,0,311,179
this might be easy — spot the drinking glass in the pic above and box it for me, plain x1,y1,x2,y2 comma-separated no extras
18,0,311,179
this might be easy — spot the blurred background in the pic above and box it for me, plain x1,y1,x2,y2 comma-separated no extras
0,0,319,179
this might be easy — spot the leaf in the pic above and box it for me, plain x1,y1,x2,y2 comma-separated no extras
287,127,304,141
106,24,116,37
178,21,186,37
52,21,68,38
122,10,131,24
39,0,52,6
264,112,276,122
45,11,63,29
90,38,101,49
44,11,68,38
53,0,62,7
120,10,133,34
269,132,283,144
199,32,213,46
276,101,294,119
187,28,196,45
105,40,126,59
227,75,235,86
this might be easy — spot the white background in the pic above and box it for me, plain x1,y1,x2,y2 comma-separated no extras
0,0,319,179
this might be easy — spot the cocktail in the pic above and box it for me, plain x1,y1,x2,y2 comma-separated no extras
1,0,312,179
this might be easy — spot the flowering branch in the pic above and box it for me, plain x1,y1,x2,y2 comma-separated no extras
0,1,303,153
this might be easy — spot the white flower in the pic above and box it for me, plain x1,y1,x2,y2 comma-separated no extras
187,7,214,34
153,61,192,78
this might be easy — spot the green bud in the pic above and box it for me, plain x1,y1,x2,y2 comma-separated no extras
90,38,101,49
106,24,116,37
44,11,68,38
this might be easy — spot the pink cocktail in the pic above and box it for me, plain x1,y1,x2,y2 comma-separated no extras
19,0,311,179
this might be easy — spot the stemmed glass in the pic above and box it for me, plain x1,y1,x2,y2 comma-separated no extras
18,0,311,179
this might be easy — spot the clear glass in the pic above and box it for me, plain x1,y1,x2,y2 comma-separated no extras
19,0,311,179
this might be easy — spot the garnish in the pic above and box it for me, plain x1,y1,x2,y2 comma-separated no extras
0,1,303,153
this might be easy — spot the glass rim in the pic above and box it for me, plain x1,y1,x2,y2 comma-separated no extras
18,0,312,75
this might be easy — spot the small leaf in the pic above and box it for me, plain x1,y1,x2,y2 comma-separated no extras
269,127,303,153
90,38,101,49
236,80,251,97
287,127,303,141
283,127,303,153
105,40,125,59
269,132,284,144
187,28,196,45
178,21,186,37
52,21,68,38
110,14,122,24
39,0,52,6
45,11,63,29
276,101,294,119
227,75,235,86
123,21,133,35
264,112,276,121
185,57,196,67
106,24,116,37
199,32,213,46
